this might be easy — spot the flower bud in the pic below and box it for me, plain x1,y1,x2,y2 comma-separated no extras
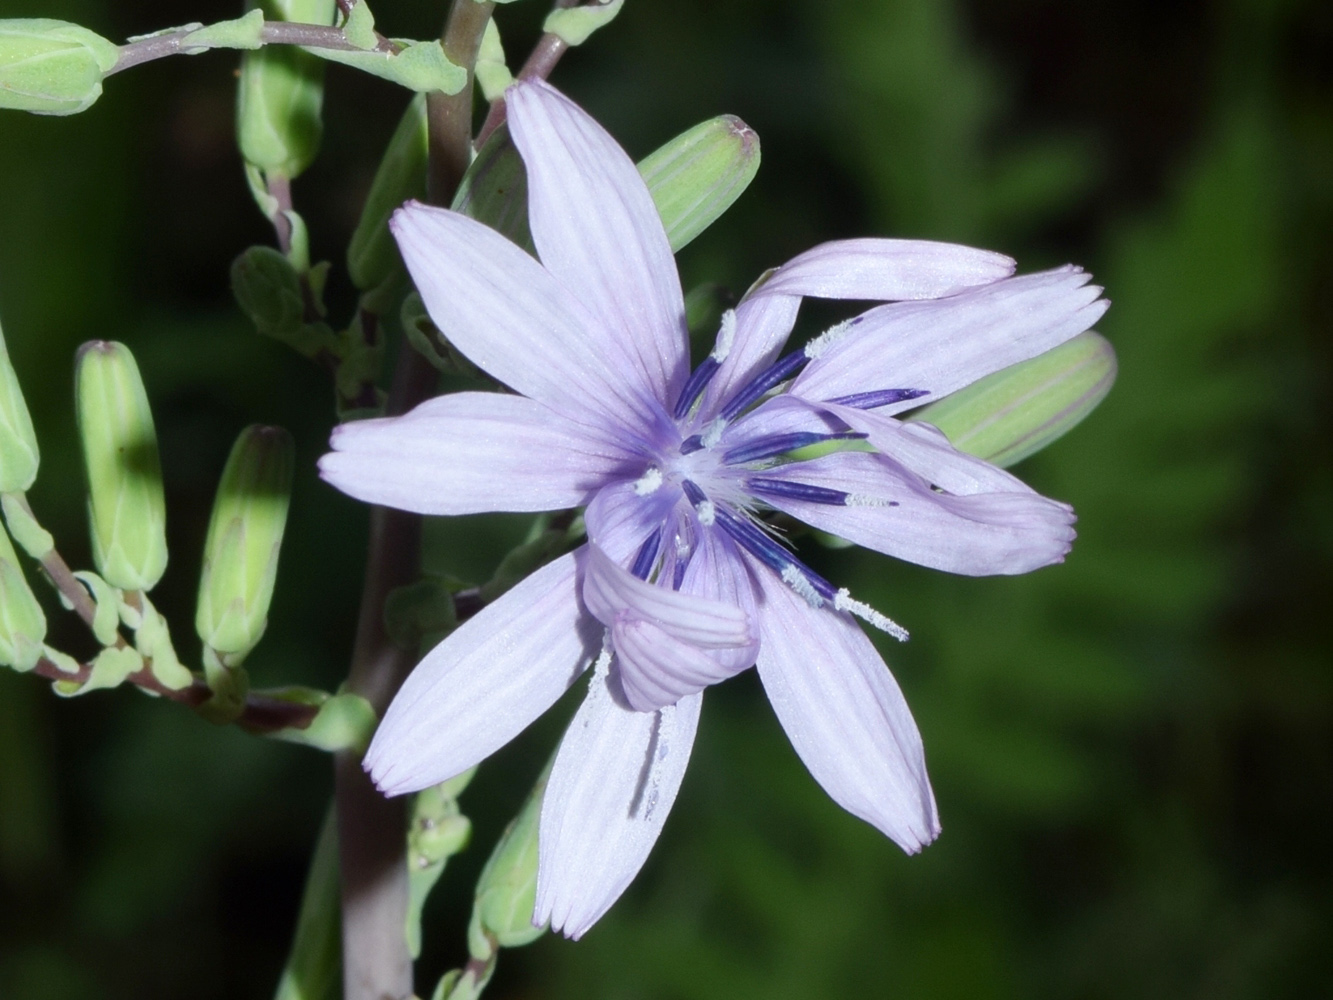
0,19,119,116
235,0,337,180
347,94,428,291
638,114,760,252
196,425,294,660
909,330,1118,468
0,319,38,493
468,762,549,955
75,341,167,592
0,519,45,672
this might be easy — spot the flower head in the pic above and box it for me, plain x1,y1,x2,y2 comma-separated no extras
320,79,1108,939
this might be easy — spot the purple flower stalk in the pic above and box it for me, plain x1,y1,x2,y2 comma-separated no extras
320,80,1108,939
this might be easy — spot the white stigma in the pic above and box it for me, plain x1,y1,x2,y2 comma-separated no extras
804,318,856,360
700,417,727,450
781,564,824,608
845,492,896,507
834,588,909,641
709,310,737,362
591,643,613,682
633,467,664,495
696,499,716,526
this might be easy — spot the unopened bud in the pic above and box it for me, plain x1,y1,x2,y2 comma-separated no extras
0,520,45,672
0,19,118,116
0,319,38,492
75,341,167,592
639,114,760,252
196,425,294,660
452,124,534,252
236,0,337,179
468,762,549,956
347,94,428,291
909,330,1118,468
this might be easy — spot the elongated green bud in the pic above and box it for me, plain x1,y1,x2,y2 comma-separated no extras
75,341,167,592
0,520,45,672
640,115,761,252
910,330,1118,468
406,770,474,958
0,19,118,116
468,762,549,955
196,425,294,661
236,0,337,180
0,319,38,492
347,95,428,291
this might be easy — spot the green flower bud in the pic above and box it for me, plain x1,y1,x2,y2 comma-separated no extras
0,19,119,116
236,0,337,179
75,341,167,592
468,761,549,955
0,520,45,672
196,425,294,661
347,95,428,291
909,330,1118,468
406,770,475,958
639,114,761,252
0,319,38,492
452,124,535,253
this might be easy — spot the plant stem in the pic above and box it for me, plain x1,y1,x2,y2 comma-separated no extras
110,19,398,76
335,4,494,997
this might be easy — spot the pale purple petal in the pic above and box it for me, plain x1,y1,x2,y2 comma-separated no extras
751,238,1015,302
536,674,702,939
792,267,1109,413
759,449,1075,576
697,292,801,423
583,540,756,711
364,550,599,795
583,544,751,648
585,479,684,563
508,79,689,409
819,401,1040,496
319,392,633,515
391,201,670,437
752,572,938,852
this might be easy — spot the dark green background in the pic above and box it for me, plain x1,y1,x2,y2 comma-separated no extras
1,0,1330,997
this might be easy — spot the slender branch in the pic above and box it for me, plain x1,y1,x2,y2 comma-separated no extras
28,656,320,732
336,4,495,997
110,19,398,76
475,0,581,148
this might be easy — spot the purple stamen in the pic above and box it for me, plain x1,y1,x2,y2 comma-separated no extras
712,504,837,602
825,388,931,410
680,479,708,507
679,434,704,455
747,478,850,505
719,350,809,421
723,431,868,466
672,357,721,420
630,528,661,580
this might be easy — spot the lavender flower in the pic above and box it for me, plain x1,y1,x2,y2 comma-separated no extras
320,79,1108,939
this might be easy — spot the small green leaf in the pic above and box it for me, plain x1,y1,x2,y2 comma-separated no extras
542,0,624,47
307,39,466,94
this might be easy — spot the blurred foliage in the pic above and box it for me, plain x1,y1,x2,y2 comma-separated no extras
0,0,1330,999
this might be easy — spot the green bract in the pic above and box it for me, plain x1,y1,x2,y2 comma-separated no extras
236,0,336,179
639,115,762,252
0,519,45,672
75,341,168,592
0,319,38,492
543,0,624,47
305,39,466,95
909,330,1119,468
0,19,118,116
347,94,428,291
196,425,295,660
